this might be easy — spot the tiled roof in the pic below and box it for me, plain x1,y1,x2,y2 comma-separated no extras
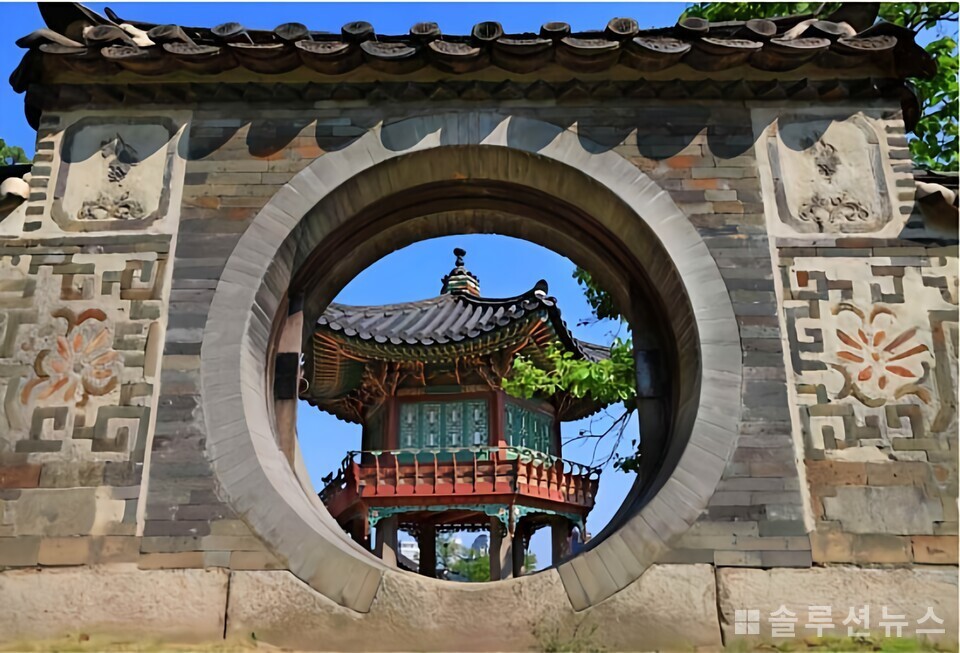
318,281,608,362
0,165,31,213
10,2,934,92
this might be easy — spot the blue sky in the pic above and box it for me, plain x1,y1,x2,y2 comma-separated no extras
298,234,638,570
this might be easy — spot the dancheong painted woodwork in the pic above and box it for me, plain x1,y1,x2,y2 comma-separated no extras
305,249,608,578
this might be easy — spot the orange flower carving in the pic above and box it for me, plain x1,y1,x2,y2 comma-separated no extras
20,308,120,406
831,303,930,406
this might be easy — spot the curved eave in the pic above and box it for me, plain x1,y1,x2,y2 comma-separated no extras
10,4,934,98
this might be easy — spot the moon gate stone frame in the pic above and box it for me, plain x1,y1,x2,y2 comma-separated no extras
202,112,740,611
2,3,957,650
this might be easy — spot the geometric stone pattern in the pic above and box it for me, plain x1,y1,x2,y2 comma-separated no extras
0,248,164,463
779,248,958,564
0,110,185,569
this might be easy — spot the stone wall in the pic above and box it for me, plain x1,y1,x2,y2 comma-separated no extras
0,98,956,649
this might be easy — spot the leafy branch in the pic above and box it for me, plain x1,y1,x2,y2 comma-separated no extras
0,138,30,166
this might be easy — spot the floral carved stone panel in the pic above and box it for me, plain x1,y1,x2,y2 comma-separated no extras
764,113,894,235
51,117,181,232
781,256,958,462
0,249,166,462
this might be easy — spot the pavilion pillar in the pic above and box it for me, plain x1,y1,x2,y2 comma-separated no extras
348,518,370,550
418,526,437,578
512,520,526,576
551,518,572,566
274,294,304,467
375,515,399,568
489,516,514,580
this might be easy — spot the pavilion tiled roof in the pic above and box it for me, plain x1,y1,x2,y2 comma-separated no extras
317,281,608,363
11,3,934,90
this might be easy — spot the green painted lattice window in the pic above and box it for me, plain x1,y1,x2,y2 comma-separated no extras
504,403,554,455
398,400,489,450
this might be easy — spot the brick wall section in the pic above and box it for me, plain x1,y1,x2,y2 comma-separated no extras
143,104,809,572
4,101,953,574
1,114,155,570
613,107,811,567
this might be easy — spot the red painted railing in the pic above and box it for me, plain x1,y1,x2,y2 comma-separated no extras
319,447,600,515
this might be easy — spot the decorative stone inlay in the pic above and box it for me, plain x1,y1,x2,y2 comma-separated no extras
79,191,146,222
49,116,185,233
757,111,899,236
781,256,958,459
0,249,166,462
19,308,121,408
830,303,930,407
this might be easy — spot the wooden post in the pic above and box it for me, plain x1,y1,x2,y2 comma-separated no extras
375,515,399,568
512,519,526,576
418,526,437,578
551,517,571,566
274,294,304,467
348,518,370,550
489,516,513,580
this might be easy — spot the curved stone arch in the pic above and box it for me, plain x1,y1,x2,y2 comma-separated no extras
199,112,742,614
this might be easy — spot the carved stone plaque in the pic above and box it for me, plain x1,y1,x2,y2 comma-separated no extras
51,117,180,232
763,112,894,235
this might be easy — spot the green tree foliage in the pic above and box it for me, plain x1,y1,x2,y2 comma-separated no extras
502,340,636,406
0,138,30,166
446,550,538,582
683,2,959,171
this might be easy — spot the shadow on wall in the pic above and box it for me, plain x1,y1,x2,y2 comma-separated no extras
182,107,868,165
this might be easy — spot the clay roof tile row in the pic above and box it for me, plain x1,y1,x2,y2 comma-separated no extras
9,2,935,93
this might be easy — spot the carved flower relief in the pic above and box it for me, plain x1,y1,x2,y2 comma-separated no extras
79,192,145,221
20,308,121,407
76,133,145,221
797,193,871,231
810,140,840,178
829,303,931,407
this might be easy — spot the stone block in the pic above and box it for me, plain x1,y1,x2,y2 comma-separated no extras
718,567,958,646
912,536,959,564
0,536,40,567
38,537,92,566
805,460,866,486
822,486,943,535
811,530,854,563
91,536,141,563
226,565,723,652
38,462,105,488
13,489,96,536
851,534,912,564
0,566,228,642
138,552,206,569
0,465,42,489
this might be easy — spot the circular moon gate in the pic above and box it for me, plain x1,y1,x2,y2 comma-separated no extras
200,114,742,614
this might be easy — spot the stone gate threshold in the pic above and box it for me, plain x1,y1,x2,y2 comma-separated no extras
0,564,956,652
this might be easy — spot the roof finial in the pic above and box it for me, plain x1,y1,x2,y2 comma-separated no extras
441,247,480,296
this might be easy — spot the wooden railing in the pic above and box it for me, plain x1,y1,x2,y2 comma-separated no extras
319,447,601,511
